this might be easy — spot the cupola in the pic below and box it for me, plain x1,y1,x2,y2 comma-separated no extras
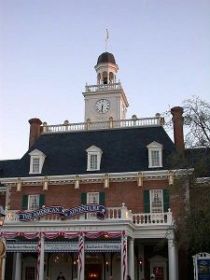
95,52,119,85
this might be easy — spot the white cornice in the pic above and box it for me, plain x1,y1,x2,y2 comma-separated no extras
0,169,194,186
196,177,210,184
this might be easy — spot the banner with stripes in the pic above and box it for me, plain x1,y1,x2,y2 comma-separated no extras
77,232,85,280
121,231,127,280
36,233,41,280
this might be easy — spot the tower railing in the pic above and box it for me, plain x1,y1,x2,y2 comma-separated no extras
85,82,122,92
42,116,164,134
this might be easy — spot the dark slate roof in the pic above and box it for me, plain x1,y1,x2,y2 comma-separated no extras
0,127,176,178
97,52,116,65
185,147,210,177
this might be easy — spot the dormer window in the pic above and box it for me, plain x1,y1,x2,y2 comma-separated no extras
32,157,40,173
86,145,103,171
29,149,46,174
147,142,163,168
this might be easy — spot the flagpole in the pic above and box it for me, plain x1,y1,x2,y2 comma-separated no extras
105,28,109,51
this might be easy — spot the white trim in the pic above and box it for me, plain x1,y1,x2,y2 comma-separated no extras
0,169,194,185
196,177,210,184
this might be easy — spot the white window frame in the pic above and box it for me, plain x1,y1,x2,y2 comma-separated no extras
150,189,163,213
29,149,46,174
86,145,103,171
147,141,163,168
28,194,40,210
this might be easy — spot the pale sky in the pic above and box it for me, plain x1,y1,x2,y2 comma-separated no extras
0,0,210,159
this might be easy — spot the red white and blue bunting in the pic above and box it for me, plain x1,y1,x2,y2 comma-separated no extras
0,231,122,240
121,230,128,280
36,233,42,280
77,232,85,280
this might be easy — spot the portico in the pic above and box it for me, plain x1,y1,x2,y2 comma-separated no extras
1,203,178,280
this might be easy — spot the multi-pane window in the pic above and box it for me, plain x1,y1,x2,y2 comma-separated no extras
29,149,46,174
32,158,40,173
28,194,40,210
147,142,163,168
144,189,169,214
87,192,99,219
87,192,99,204
90,154,98,170
86,146,103,171
150,189,163,213
22,194,45,211
151,150,160,167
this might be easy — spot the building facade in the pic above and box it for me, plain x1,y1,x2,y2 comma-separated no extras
0,52,192,280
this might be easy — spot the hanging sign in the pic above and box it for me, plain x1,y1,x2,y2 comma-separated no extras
193,253,210,280
18,204,106,221
6,241,121,252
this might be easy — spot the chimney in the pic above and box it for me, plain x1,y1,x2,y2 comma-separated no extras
28,118,42,148
171,106,184,153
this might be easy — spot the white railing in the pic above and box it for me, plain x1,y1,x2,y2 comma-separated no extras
4,206,173,226
132,209,173,226
85,82,122,92
42,116,164,134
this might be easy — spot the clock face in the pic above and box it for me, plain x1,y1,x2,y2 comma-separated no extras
95,99,110,114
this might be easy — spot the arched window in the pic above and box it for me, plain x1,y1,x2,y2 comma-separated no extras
102,71,108,84
109,72,114,83
97,73,101,84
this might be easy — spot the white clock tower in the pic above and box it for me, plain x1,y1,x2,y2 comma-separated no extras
83,52,129,123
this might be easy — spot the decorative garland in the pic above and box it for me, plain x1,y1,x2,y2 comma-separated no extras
0,231,123,240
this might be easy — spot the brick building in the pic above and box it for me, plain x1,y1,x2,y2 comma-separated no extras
0,52,201,280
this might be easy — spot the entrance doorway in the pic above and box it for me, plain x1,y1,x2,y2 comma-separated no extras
85,264,102,280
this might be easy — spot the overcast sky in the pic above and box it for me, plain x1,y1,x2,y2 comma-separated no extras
0,0,210,159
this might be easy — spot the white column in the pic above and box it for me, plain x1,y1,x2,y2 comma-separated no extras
168,237,178,280
38,236,45,280
1,256,6,280
14,252,22,280
128,238,135,280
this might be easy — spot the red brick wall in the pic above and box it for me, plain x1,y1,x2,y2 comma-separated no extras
9,179,181,217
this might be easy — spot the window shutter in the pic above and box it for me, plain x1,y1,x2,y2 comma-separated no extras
39,194,45,208
144,190,150,213
22,195,28,210
163,189,170,212
81,193,87,205
99,192,105,205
